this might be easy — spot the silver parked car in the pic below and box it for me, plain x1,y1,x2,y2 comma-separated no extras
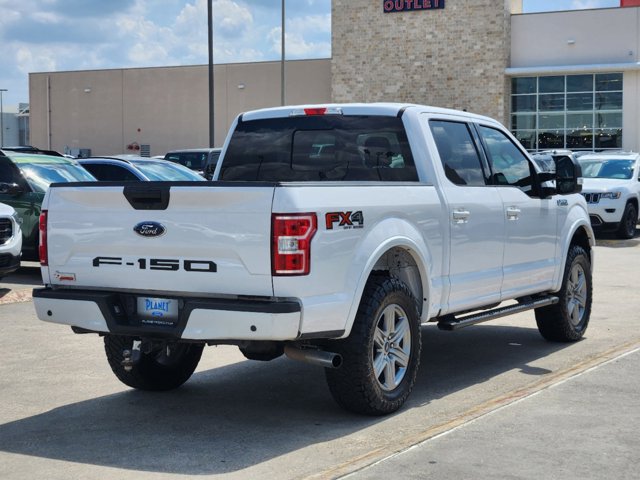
78,156,206,182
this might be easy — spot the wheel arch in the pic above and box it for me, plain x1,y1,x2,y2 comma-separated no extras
341,220,437,338
554,218,595,291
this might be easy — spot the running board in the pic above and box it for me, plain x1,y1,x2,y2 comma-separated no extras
437,296,559,331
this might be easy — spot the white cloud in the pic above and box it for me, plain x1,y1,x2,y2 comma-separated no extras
15,46,58,74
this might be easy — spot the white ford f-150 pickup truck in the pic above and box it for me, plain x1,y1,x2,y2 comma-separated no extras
34,104,594,415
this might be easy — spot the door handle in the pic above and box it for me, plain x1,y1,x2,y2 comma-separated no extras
506,206,521,220
452,209,470,224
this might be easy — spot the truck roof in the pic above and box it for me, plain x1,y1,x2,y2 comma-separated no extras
240,103,500,126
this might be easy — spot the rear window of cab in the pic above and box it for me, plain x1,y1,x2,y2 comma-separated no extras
219,115,418,182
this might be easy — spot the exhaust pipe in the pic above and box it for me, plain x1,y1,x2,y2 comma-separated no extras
284,345,342,369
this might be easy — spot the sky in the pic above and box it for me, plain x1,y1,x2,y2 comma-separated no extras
0,0,621,111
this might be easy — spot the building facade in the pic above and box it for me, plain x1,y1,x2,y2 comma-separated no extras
332,0,513,123
27,2,640,155
29,59,331,157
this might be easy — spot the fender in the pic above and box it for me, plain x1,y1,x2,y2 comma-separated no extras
552,199,595,291
339,217,443,338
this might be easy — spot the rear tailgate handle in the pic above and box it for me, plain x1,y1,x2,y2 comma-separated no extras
123,185,170,210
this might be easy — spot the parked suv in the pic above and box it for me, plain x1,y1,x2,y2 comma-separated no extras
0,151,95,261
163,148,221,179
0,202,22,279
576,152,640,238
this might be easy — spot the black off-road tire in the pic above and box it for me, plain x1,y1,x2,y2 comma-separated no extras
535,245,592,342
616,202,637,239
104,335,204,391
325,276,421,415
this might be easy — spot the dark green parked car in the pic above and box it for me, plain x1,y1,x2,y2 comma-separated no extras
0,151,95,261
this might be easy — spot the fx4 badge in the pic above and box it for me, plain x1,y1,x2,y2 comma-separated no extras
325,211,364,230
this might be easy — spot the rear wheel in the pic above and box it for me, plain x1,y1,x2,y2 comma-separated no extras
535,245,592,342
325,276,421,415
616,202,637,239
104,335,204,391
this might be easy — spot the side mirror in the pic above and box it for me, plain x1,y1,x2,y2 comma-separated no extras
0,182,24,196
555,155,582,195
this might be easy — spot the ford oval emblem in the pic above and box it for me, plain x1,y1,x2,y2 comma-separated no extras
134,221,166,238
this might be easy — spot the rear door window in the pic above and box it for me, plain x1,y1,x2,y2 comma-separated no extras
429,120,487,186
219,115,418,182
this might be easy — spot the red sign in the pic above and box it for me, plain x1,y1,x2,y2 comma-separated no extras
621,0,640,6
383,0,445,13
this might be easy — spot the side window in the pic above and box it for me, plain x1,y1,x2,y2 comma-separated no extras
478,126,533,192
429,120,486,186
83,163,139,181
0,157,25,185
100,164,139,181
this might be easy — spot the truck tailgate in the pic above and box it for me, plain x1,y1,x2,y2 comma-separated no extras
44,183,275,297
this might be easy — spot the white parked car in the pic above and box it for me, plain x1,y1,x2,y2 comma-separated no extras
577,152,640,239
0,202,22,279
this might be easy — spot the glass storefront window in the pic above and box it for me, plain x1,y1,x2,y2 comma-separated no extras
513,131,536,150
567,74,593,92
596,73,623,91
512,95,536,112
567,130,594,149
596,112,622,129
595,129,622,149
567,93,593,111
510,73,622,151
512,77,536,94
539,76,565,93
539,94,565,111
596,92,622,110
511,114,536,130
538,130,564,149
567,113,593,129
538,113,564,129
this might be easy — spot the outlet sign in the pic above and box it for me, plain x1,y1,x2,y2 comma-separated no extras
383,0,445,13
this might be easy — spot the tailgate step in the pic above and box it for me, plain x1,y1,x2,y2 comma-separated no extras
437,296,559,331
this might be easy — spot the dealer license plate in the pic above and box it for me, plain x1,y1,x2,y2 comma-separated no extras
137,297,179,324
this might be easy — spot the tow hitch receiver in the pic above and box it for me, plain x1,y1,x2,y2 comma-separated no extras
121,340,142,372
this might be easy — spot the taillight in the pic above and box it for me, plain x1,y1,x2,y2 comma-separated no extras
272,213,317,276
39,210,48,266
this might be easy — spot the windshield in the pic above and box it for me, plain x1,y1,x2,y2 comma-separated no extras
577,159,635,179
132,161,205,181
20,162,96,192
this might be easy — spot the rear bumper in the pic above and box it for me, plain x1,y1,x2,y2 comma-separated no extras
33,288,302,341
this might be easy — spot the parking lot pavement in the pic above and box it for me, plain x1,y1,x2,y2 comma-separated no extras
348,348,640,480
0,262,40,305
0,236,639,480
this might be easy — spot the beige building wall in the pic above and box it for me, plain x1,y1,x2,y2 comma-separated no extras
29,59,331,157
331,0,515,124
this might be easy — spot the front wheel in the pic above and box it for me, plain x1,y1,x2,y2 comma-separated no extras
325,276,421,415
104,335,204,391
535,245,592,342
616,202,637,239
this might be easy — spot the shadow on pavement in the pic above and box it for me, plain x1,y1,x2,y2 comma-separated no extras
595,225,639,248
0,323,572,475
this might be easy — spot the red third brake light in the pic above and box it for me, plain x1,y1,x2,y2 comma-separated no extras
304,108,327,116
39,210,48,266
272,213,317,276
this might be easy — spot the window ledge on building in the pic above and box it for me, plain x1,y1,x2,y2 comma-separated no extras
506,62,640,76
